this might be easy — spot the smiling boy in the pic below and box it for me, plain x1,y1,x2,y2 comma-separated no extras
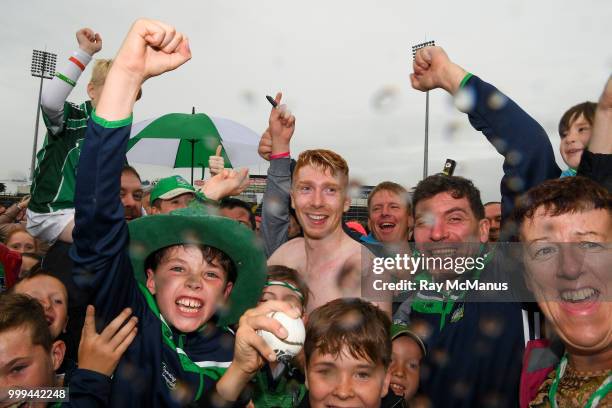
148,175,196,215
249,265,310,407
70,19,297,407
388,324,426,404
300,298,398,408
558,102,597,177
12,268,69,341
0,294,66,397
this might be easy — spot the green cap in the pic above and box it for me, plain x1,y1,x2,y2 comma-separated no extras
150,175,196,204
128,204,267,326
391,323,427,356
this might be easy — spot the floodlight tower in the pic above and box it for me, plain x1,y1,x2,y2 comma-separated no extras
30,49,57,181
412,40,435,179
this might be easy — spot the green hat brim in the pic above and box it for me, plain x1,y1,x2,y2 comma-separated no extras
128,212,266,327
391,323,427,357
153,188,196,203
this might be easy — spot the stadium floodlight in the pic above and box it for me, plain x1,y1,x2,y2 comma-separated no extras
412,40,436,179
31,50,57,79
30,49,57,181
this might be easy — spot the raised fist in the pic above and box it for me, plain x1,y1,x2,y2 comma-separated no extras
113,19,191,84
94,19,191,121
410,46,467,94
76,28,102,55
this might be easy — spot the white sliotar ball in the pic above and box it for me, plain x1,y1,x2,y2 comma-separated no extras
257,311,305,363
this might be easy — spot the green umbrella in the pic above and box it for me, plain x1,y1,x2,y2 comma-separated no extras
127,110,264,184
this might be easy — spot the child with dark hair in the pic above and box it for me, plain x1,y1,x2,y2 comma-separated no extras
249,265,310,407
12,267,69,340
300,298,401,408
10,266,77,382
558,101,597,177
0,293,66,396
220,197,257,230
261,265,310,311
0,292,139,407
388,324,426,406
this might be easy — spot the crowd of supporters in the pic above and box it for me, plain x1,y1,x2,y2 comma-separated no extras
0,20,610,408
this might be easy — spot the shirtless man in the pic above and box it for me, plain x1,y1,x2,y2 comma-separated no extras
265,94,389,315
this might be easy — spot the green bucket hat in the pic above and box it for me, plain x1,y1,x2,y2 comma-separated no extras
150,175,196,204
128,204,267,327
391,323,427,357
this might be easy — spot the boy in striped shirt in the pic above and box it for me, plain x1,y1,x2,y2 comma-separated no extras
27,28,142,244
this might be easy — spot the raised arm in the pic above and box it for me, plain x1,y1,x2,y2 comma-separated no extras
208,144,225,177
260,93,296,256
41,28,102,134
588,75,612,154
71,20,191,319
198,168,251,201
411,46,561,226
578,75,612,191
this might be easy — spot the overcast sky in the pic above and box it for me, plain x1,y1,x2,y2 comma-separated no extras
1,0,611,201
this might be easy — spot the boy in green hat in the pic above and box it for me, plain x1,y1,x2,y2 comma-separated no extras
149,175,196,214
71,19,299,407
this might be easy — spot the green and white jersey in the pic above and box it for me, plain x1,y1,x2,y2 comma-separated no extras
29,101,92,213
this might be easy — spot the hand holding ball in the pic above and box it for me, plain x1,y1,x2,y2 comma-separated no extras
257,311,305,363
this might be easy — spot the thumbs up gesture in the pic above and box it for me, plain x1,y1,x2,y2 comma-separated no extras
209,144,225,176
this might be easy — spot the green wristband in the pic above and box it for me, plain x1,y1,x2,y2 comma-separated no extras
91,109,133,129
195,191,219,206
55,72,76,87
459,72,474,89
